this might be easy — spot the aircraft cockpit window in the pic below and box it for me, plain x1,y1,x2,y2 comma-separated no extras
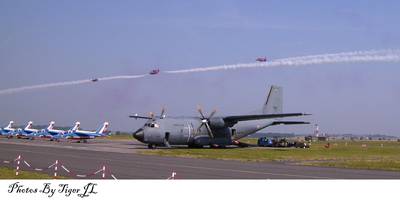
149,123,159,128
144,123,159,128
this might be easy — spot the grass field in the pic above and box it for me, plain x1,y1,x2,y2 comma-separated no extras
141,140,400,171
0,167,57,179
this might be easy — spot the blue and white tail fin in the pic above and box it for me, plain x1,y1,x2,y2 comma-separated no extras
5,121,14,129
25,121,34,130
47,121,56,130
71,122,80,131
96,122,110,136
262,85,283,114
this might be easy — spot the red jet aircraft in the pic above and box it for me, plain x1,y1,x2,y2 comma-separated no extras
149,69,160,75
256,57,267,62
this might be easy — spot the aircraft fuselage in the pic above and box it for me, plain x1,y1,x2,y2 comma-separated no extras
133,117,273,147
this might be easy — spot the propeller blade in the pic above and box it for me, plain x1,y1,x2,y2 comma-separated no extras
204,122,214,138
196,106,216,139
197,123,204,133
197,106,206,119
149,112,155,120
160,107,166,118
208,109,217,119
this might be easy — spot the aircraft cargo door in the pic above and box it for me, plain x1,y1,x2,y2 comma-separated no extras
179,122,191,145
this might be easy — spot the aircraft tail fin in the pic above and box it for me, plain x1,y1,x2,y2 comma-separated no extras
25,121,33,130
5,121,14,129
262,85,283,114
97,122,110,135
47,121,55,130
71,122,80,131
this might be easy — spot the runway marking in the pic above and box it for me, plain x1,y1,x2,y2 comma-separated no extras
151,163,330,179
34,168,43,171
0,144,330,179
3,160,10,164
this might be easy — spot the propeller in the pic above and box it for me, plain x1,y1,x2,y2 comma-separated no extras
149,112,155,120
160,107,166,119
197,105,217,139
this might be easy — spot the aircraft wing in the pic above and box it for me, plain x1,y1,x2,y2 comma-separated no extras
129,115,152,120
223,113,309,127
73,132,99,138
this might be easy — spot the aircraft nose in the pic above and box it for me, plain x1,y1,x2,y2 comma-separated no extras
132,128,144,142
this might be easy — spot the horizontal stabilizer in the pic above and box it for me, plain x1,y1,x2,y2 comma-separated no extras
223,113,310,127
271,121,310,126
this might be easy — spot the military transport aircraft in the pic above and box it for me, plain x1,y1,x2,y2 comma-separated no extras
130,85,310,148
63,122,110,143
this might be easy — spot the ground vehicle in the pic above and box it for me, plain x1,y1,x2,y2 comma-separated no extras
257,137,274,147
294,141,310,148
257,137,310,148
257,137,289,147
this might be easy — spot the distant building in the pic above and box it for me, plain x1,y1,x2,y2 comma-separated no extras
314,124,320,137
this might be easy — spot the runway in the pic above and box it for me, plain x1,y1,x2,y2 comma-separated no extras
0,138,399,179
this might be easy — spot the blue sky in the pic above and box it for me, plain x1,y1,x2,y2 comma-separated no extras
1,0,399,135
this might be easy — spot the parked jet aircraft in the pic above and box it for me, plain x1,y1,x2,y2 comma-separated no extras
35,121,66,141
63,122,110,143
14,121,40,139
0,121,16,138
130,85,310,148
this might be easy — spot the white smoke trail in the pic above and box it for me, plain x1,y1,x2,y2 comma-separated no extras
165,49,400,74
0,74,148,95
274,49,392,62
98,74,147,81
1,49,399,95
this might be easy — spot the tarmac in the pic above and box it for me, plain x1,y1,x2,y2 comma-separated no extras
0,138,399,179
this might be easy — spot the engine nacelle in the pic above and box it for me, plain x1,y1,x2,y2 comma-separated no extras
209,117,226,128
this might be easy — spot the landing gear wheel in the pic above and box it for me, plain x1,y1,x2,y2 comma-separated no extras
210,144,219,148
148,144,156,149
188,144,203,148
